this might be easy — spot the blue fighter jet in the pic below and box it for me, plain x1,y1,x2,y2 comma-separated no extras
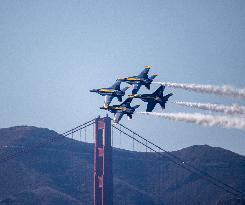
100,98,140,123
90,80,130,107
117,66,158,94
129,85,173,112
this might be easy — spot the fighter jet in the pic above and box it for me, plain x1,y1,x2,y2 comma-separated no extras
100,98,140,123
129,85,173,112
117,65,158,94
90,80,130,106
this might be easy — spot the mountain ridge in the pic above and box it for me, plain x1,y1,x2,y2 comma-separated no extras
0,126,244,205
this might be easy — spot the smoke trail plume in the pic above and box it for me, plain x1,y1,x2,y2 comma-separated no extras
139,112,245,130
153,82,245,99
173,101,245,115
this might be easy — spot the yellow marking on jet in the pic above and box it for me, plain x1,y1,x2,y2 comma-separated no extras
145,65,152,69
113,107,122,110
99,89,114,93
111,107,127,111
127,77,141,81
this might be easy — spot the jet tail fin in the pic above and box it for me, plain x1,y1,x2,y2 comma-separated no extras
138,66,151,78
149,74,158,81
127,114,133,119
133,105,140,110
145,75,158,89
159,102,166,109
109,80,121,90
160,93,173,109
145,84,150,90
152,85,165,97
117,96,122,102
121,86,130,93
164,93,173,100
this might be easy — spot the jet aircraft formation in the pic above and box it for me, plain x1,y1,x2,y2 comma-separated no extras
90,66,173,123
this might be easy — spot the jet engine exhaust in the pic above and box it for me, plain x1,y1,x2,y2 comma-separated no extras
139,112,245,130
173,101,245,115
153,82,245,99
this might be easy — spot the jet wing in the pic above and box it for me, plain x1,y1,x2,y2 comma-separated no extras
113,111,124,123
120,97,133,107
146,102,157,112
104,95,113,106
138,67,151,78
132,83,141,94
109,80,121,90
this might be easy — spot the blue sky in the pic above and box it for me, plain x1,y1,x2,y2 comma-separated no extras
0,0,245,154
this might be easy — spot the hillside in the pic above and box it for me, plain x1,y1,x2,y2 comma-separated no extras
0,126,244,205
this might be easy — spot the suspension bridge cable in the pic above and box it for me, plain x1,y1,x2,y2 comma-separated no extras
84,127,87,143
112,125,244,198
119,123,245,197
0,119,95,164
79,129,82,141
0,122,94,164
117,123,245,197
62,119,95,136
111,126,114,147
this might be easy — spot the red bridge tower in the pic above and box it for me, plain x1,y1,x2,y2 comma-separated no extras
93,116,113,205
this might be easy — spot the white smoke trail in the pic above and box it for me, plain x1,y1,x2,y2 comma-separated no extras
173,101,245,115
153,82,245,99
139,112,245,130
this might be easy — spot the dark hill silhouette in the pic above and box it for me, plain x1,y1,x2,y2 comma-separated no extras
0,186,81,205
0,126,244,205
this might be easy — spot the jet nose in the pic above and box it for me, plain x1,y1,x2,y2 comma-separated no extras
100,105,108,110
117,77,126,81
90,89,97,92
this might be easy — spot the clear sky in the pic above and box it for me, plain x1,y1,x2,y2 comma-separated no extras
0,0,245,154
